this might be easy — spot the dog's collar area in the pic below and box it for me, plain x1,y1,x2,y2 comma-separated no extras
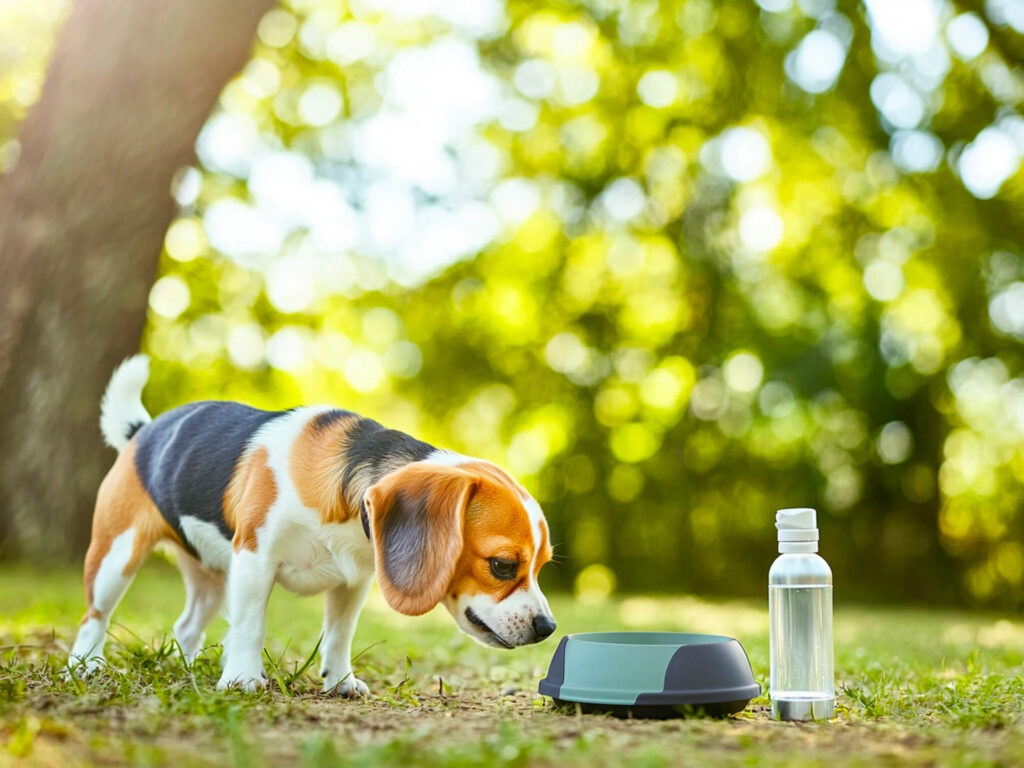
360,501,371,540
465,607,514,649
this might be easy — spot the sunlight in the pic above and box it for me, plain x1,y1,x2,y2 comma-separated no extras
148,276,191,320
574,563,616,604
870,73,926,130
266,326,312,371
890,130,943,173
989,281,1024,339
196,112,264,177
297,81,343,126
226,323,267,370
946,12,990,60
343,348,386,393
203,198,283,264
723,352,765,395
865,0,941,60
715,126,773,183
266,257,316,314
325,21,377,65
739,204,784,252
164,218,206,263
863,259,905,301
958,126,1021,199
637,69,678,108
491,177,542,226
785,28,847,94
986,0,1024,33
876,421,914,464
599,178,647,223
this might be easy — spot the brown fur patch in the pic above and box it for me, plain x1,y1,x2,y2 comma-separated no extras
80,607,102,624
366,463,475,615
83,442,180,610
289,412,359,524
459,461,529,500
440,462,543,604
223,446,278,552
534,519,552,578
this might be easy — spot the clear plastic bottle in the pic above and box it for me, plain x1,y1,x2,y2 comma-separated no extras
769,507,834,721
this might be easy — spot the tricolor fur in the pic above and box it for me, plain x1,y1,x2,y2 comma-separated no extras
71,356,556,693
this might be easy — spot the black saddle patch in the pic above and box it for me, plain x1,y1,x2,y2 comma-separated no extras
133,401,286,555
340,417,435,493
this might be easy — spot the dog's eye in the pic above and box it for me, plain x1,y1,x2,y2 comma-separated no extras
489,558,518,581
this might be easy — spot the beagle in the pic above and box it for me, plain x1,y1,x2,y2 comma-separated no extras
70,355,556,693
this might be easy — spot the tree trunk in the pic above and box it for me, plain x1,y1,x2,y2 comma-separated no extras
0,0,275,560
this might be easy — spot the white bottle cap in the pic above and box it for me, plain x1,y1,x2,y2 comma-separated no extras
776,508,819,553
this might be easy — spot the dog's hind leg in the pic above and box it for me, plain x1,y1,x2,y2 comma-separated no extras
71,528,141,673
69,443,172,675
173,552,225,662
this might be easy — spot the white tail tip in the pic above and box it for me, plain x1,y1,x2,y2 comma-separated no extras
100,354,152,451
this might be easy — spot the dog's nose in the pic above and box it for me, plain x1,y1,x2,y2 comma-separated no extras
532,614,556,640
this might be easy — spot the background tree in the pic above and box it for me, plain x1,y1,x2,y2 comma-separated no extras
0,0,273,558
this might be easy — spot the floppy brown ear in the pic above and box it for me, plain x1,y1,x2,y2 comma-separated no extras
364,463,477,616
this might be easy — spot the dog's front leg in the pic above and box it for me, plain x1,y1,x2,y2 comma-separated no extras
218,550,275,691
320,578,372,697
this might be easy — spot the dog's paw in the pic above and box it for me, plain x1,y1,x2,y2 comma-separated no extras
323,674,369,698
64,656,105,681
217,670,267,692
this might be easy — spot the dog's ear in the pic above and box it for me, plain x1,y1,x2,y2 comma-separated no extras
364,463,476,616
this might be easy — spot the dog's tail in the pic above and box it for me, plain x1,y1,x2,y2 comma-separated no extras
100,354,152,451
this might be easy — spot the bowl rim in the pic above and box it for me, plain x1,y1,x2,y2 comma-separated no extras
564,631,736,648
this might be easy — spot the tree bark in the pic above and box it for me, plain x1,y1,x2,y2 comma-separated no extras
0,0,275,560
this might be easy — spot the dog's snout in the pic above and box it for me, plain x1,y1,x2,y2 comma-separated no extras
532,614,556,640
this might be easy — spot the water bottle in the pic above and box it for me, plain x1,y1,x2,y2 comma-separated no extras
769,507,834,721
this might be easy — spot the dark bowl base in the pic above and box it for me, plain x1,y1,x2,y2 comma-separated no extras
549,698,751,719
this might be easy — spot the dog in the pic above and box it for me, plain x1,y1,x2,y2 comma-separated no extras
69,355,555,693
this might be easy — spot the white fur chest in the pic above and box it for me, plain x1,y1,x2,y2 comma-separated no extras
269,514,375,596
247,407,376,596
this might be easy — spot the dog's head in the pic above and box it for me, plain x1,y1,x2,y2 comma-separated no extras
363,459,555,648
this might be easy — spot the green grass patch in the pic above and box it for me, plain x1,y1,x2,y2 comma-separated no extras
1,559,1023,766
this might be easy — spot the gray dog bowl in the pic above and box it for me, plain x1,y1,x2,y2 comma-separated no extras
538,632,760,718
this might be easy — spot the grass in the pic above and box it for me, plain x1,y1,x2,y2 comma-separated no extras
1,558,1023,767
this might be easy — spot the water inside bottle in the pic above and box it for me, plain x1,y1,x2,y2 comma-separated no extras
769,584,834,699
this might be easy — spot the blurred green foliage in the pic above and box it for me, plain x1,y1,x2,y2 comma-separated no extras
4,0,1024,606
0,0,66,174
